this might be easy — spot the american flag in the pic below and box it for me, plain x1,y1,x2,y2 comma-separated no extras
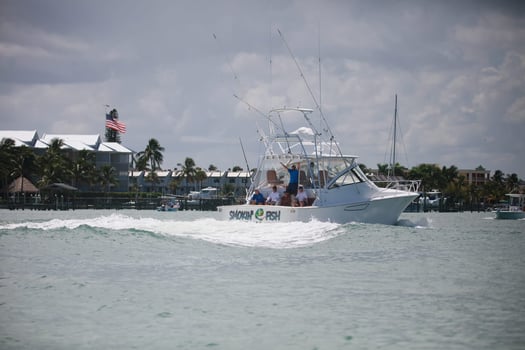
105,113,126,133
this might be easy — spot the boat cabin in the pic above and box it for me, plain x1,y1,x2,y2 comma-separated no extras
247,152,372,207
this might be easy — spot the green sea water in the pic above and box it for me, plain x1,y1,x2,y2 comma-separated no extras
0,210,524,349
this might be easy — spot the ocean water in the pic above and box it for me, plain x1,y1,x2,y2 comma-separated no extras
0,209,523,350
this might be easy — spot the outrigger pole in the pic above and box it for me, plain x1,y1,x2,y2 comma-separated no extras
277,28,345,159
239,137,250,172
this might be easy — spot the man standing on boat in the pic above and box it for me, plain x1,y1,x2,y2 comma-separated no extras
281,162,300,196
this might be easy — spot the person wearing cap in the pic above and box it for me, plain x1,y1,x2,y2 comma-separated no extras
265,185,281,205
250,189,265,205
295,185,308,207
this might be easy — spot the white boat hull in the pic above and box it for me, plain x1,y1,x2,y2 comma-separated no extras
495,194,525,220
218,192,417,225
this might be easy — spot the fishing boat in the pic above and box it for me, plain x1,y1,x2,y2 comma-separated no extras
495,194,525,220
217,107,419,224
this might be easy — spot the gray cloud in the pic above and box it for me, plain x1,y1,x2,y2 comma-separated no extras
1,0,524,177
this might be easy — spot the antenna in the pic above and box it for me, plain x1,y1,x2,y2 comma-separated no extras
318,22,322,121
269,24,273,108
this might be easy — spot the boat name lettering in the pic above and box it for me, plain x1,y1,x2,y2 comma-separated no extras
229,210,254,220
229,209,281,221
264,210,281,221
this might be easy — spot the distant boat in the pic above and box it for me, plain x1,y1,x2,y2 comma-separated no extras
156,197,180,212
418,189,443,211
186,187,219,205
217,107,419,224
495,194,525,220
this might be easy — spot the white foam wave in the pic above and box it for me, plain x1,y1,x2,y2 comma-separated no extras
397,217,433,228
0,214,344,249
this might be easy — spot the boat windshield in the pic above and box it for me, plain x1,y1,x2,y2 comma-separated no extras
328,163,368,189
250,154,359,191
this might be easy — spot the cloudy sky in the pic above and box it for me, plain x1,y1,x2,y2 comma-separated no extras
1,0,524,177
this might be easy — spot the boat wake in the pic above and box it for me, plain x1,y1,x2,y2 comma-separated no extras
0,213,346,249
396,217,432,228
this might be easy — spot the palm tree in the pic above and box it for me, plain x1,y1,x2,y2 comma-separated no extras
440,165,458,190
506,173,519,193
180,157,197,192
36,138,71,187
134,154,148,171
408,163,441,191
490,170,506,200
99,165,119,193
195,168,208,190
377,163,389,175
72,149,96,189
446,174,468,210
0,138,16,197
169,177,181,194
135,139,165,193
396,163,408,177
136,138,165,172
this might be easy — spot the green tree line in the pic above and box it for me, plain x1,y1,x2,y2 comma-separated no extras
3,135,520,207
369,162,522,207
1,137,120,196
1,137,245,198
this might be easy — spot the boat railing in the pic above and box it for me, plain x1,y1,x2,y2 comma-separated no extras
376,179,421,193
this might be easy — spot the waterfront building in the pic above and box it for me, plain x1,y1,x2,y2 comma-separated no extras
458,168,491,186
1,130,133,192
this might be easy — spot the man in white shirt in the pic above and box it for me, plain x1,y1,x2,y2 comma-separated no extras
294,185,308,207
266,186,281,205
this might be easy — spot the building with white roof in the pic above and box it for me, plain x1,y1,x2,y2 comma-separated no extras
2,130,252,195
0,130,39,147
129,169,252,196
1,130,133,192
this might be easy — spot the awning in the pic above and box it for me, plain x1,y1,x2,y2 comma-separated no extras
6,176,39,193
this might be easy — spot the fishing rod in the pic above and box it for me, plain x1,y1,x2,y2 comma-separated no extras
277,28,345,159
233,94,284,134
212,33,241,86
238,137,250,172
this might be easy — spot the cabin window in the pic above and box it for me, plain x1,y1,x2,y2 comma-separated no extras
329,167,364,188
352,167,368,182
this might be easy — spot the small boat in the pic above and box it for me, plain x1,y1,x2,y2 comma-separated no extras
187,187,218,204
217,107,419,224
418,190,443,211
495,194,525,220
156,200,180,212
